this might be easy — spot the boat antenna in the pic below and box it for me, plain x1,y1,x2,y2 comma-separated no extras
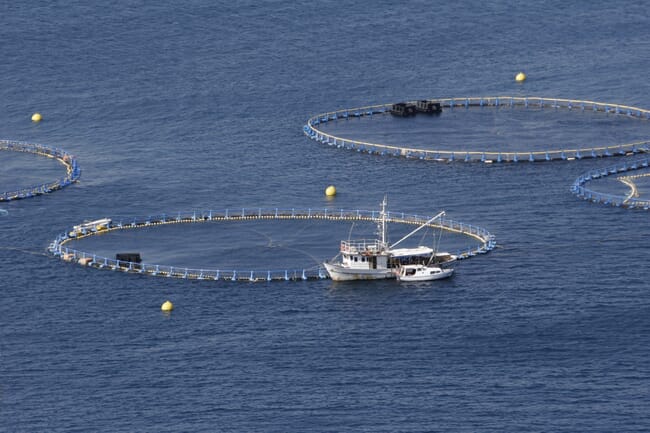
390,210,445,249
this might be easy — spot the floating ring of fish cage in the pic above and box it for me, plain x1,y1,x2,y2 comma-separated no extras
48,207,496,283
0,139,81,201
571,156,650,210
303,97,650,163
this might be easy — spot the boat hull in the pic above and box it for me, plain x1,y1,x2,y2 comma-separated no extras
323,262,395,281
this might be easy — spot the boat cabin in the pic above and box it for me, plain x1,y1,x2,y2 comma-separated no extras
341,251,389,270
339,239,390,270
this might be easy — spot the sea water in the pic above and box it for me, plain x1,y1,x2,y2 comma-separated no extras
1,1,649,431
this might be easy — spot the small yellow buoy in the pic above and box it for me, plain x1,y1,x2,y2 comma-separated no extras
31,112,43,122
325,185,337,196
161,300,174,312
515,72,527,82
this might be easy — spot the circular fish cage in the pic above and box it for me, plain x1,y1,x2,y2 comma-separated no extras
304,96,650,163
571,156,650,210
0,139,81,201
48,207,496,283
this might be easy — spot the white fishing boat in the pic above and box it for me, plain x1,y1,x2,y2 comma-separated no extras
397,264,454,282
323,198,449,281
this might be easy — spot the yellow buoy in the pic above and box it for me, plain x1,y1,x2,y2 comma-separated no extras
161,300,174,312
515,72,527,82
31,112,43,122
325,185,337,196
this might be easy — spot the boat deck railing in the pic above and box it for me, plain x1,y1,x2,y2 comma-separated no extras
340,239,386,255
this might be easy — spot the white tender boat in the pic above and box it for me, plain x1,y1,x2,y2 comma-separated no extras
323,198,452,281
397,264,454,282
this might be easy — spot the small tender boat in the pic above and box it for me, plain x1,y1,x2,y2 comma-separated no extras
397,264,454,282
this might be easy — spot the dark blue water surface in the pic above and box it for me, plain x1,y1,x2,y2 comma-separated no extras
2,1,650,432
